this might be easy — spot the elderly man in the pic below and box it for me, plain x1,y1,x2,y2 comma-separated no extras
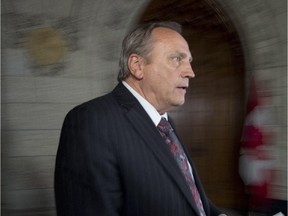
55,21,226,216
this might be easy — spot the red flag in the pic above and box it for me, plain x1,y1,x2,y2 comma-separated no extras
239,77,273,212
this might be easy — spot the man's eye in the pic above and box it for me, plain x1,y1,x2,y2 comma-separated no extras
173,56,182,62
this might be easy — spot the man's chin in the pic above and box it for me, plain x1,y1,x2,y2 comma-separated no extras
173,99,185,107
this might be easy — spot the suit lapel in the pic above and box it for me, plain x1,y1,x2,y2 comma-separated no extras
112,83,201,215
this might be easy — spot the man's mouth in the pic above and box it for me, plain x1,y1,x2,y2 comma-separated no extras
177,86,188,90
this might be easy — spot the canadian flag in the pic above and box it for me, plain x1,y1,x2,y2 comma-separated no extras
239,77,274,211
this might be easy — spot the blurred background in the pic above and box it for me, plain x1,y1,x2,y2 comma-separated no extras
1,0,287,215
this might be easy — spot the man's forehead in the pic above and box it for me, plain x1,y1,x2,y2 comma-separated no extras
150,27,191,53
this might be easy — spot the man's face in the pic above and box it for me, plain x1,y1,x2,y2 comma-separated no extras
140,27,194,114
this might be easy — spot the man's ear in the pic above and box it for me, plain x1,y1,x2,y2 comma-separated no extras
128,54,144,80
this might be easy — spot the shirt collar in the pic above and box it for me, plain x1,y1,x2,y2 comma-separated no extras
122,81,167,126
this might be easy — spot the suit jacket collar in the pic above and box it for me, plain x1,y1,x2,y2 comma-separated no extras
112,83,201,215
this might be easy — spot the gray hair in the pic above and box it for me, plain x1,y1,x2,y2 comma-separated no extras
117,21,182,82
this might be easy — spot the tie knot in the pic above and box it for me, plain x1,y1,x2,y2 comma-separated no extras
157,117,173,135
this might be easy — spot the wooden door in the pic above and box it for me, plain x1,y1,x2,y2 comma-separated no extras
140,0,247,209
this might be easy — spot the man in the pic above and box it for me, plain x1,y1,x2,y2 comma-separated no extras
55,21,226,216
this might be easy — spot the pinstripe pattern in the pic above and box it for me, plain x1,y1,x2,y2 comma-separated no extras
54,82,223,216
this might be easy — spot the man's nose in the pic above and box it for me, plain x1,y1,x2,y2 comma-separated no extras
182,62,195,78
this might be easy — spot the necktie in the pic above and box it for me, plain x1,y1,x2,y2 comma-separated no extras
157,117,206,216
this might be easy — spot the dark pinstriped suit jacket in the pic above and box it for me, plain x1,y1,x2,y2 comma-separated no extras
54,82,223,216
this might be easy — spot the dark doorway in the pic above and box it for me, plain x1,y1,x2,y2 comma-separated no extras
140,0,247,210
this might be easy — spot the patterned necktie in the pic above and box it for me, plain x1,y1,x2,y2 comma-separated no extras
157,117,206,216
